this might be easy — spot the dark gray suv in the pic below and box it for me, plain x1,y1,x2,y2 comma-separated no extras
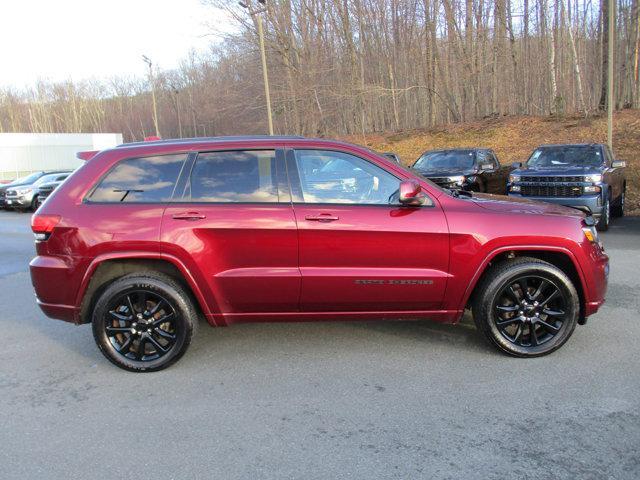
507,144,626,230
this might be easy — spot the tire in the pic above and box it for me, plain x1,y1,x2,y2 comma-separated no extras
472,257,579,357
596,194,610,231
29,196,38,212
92,272,197,372
612,187,625,218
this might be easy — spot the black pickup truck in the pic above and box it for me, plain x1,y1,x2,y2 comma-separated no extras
411,148,509,194
507,143,626,230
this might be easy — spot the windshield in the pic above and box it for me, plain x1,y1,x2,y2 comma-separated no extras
33,173,65,186
527,146,603,168
10,172,42,185
414,151,475,170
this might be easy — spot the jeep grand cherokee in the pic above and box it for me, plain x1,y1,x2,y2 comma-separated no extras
30,136,609,371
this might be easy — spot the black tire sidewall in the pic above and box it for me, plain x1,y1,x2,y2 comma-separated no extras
476,262,579,357
92,275,195,372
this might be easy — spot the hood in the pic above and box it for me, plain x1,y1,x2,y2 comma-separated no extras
515,165,604,176
415,168,477,177
0,181,32,192
471,193,585,219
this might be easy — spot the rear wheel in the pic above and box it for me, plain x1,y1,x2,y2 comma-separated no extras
472,257,579,357
92,272,197,372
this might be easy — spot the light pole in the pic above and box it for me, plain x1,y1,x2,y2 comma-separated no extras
142,55,161,138
606,0,615,149
239,0,274,135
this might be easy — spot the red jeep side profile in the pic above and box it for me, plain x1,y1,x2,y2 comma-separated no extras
30,136,609,371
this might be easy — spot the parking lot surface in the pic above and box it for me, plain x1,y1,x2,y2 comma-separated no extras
0,209,638,479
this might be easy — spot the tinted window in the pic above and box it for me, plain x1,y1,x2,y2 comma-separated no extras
294,150,399,204
188,150,278,202
527,146,603,168
414,150,476,170
89,154,186,202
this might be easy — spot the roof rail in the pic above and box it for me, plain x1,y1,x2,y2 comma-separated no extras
118,135,305,148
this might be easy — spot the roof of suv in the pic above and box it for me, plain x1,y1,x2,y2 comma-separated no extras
119,135,305,148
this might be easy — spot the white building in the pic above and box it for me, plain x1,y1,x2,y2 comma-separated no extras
0,133,123,181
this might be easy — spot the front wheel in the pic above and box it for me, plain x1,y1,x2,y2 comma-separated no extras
612,188,625,218
596,195,610,231
92,272,197,372
472,257,579,357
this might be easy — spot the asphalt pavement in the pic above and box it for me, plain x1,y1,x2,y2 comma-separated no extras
0,209,638,479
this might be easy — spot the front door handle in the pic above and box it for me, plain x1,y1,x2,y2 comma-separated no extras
172,212,206,221
305,214,339,222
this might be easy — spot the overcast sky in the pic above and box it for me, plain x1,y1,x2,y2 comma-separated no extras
0,0,230,89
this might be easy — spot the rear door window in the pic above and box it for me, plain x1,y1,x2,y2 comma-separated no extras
88,154,187,203
186,150,279,203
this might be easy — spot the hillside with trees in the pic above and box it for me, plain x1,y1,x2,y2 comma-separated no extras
0,0,637,140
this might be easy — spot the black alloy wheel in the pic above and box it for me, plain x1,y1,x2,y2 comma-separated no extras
104,290,178,362
493,275,567,348
92,272,197,372
472,257,579,357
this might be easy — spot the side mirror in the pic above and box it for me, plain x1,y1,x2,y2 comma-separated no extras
612,160,626,168
511,162,522,169
480,163,495,172
399,181,427,206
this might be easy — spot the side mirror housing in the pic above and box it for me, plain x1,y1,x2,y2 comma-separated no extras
511,162,522,169
612,160,626,168
480,163,495,172
399,181,427,206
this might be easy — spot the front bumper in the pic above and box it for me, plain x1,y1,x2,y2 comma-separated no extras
508,193,603,217
5,195,32,208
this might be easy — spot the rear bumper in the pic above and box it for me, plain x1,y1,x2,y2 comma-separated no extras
508,193,603,217
30,255,81,324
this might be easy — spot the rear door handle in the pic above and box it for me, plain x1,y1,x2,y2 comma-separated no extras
172,212,206,221
305,214,339,222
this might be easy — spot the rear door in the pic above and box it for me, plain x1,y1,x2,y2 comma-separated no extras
288,148,449,312
161,148,300,315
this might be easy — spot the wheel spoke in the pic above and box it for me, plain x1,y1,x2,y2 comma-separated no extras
153,328,175,340
512,324,523,343
152,312,175,327
506,285,521,303
106,326,132,336
530,324,538,346
149,300,165,316
530,280,549,301
136,337,147,360
519,278,530,299
118,336,133,355
147,335,169,354
537,319,560,333
539,289,559,307
126,295,137,315
496,316,522,327
496,305,519,312
109,310,132,322
542,308,565,317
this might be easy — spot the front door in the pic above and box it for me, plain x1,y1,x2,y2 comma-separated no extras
161,148,300,315
287,148,449,312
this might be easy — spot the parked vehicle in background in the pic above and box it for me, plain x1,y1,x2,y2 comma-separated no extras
36,175,72,208
1,172,47,209
507,144,626,231
382,152,402,163
30,136,608,371
412,148,509,194
5,171,71,211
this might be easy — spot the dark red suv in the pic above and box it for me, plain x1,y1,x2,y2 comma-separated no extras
30,136,609,371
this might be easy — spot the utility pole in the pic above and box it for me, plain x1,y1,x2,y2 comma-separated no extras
607,0,614,149
142,55,161,138
239,0,274,135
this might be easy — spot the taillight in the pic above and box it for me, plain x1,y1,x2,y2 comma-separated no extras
31,214,61,241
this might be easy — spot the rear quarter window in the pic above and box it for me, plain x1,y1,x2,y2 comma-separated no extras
88,154,186,203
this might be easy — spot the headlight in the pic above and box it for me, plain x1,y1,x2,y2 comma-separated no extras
584,185,602,193
510,185,521,192
17,187,32,195
448,175,465,185
582,226,599,243
509,174,521,183
584,174,602,183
